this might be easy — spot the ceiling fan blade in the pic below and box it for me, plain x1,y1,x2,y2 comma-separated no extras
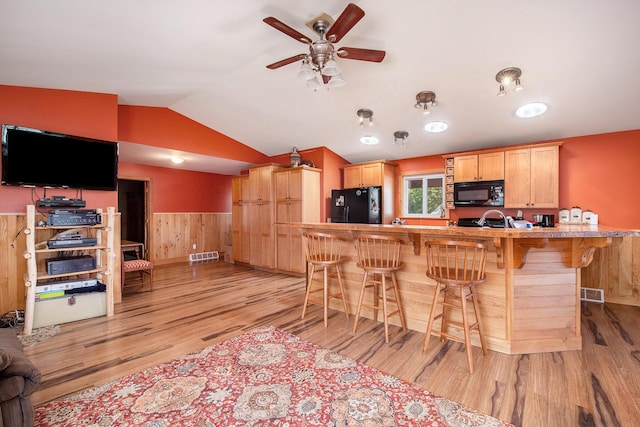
327,3,365,43
263,17,313,44
336,47,386,62
266,54,307,70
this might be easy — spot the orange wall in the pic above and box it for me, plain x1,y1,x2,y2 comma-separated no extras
394,132,640,229
0,86,241,214
0,85,119,212
118,105,269,164
119,163,232,212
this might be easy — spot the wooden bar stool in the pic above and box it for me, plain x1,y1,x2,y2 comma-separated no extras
352,234,407,343
301,231,350,327
423,240,488,373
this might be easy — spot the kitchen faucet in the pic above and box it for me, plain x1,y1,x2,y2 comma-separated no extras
477,209,510,228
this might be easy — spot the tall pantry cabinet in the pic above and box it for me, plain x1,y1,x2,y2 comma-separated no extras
231,175,250,264
249,164,280,269
274,167,321,273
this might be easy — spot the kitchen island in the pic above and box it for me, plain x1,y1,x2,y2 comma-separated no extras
292,222,638,354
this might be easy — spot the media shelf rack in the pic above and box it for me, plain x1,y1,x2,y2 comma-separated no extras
22,204,115,335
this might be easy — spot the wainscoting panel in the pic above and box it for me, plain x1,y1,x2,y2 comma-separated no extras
581,235,640,306
150,212,231,265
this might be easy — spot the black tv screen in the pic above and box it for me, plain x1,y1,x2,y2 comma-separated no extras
1,124,119,191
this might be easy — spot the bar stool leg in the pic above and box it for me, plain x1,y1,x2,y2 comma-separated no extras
301,263,316,320
323,266,329,327
470,285,487,354
335,264,349,318
423,282,443,353
352,271,369,334
460,285,474,373
440,286,451,342
391,272,407,331
381,274,390,343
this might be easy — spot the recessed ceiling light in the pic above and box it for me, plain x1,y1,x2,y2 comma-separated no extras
360,135,380,145
424,121,448,133
516,102,547,118
171,156,185,164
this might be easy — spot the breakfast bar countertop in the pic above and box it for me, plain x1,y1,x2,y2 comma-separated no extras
288,222,638,355
285,221,638,239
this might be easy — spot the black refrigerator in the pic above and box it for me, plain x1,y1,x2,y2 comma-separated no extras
330,187,382,224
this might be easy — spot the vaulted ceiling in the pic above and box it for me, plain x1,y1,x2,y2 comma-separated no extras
1,1,639,175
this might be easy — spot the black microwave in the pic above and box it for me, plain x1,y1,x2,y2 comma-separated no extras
453,180,504,207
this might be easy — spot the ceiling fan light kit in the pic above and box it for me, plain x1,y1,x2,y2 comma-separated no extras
264,3,385,89
496,67,524,96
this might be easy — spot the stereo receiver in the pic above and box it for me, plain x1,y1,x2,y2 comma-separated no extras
47,209,101,226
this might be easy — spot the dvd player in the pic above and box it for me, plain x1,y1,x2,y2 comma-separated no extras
38,197,86,208
47,237,98,249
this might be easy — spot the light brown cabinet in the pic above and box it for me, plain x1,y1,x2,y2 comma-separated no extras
249,164,281,269
453,152,504,182
231,175,250,264
274,167,321,273
343,160,397,224
504,144,560,208
343,161,393,188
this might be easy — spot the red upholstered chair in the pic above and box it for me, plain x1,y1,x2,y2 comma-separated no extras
121,252,153,293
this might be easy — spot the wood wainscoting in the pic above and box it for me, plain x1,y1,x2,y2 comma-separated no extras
0,211,231,314
150,212,231,265
581,235,640,306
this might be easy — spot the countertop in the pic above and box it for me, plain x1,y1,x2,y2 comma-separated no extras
289,222,638,239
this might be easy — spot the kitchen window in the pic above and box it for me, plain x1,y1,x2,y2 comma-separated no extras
402,173,445,218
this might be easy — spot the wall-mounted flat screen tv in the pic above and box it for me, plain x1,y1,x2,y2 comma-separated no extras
1,124,119,191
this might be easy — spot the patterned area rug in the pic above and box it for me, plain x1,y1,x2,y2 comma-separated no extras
35,326,514,426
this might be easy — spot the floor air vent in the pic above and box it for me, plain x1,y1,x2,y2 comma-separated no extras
580,287,604,303
189,251,219,263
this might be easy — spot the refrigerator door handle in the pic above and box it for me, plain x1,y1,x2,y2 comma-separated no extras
345,206,349,223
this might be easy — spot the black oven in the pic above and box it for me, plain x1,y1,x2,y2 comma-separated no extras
453,180,504,207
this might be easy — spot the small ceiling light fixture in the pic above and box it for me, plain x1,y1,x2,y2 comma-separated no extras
393,131,409,147
171,156,185,164
415,91,438,115
515,102,548,118
424,121,448,133
495,67,524,96
360,135,380,145
357,108,374,127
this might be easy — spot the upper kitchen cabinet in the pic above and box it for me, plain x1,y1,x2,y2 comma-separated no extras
343,160,396,189
343,160,397,224
453,152,504,182
504,143,562,208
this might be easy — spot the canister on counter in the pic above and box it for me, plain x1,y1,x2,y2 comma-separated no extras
570,206,582,223
559,208,570,224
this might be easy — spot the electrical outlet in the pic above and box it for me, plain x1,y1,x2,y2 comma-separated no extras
193,244,197,250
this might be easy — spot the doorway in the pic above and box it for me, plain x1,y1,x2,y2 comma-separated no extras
118,179,149,259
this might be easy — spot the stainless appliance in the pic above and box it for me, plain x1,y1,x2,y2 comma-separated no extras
330,187,381,224
453,180,504,207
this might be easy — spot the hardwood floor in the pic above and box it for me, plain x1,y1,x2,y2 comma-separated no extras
25,261,640,426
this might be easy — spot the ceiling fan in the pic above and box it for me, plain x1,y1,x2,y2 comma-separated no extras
263,3,386,87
